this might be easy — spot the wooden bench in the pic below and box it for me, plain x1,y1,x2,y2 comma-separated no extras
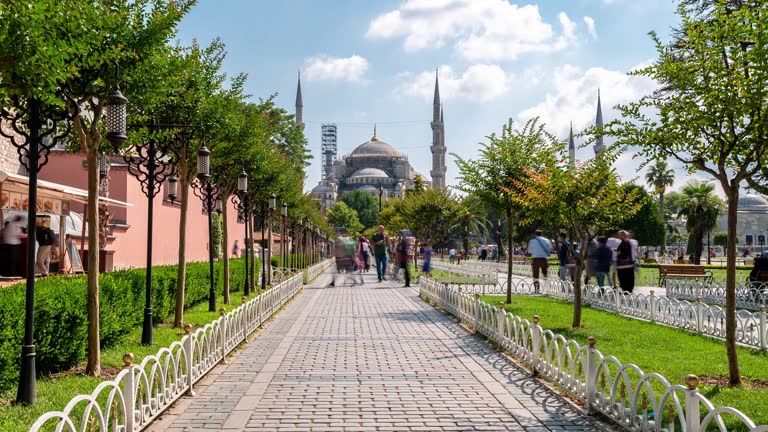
658,264,713,287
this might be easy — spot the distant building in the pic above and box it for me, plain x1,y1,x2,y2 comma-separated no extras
715,193,768,250
309,71,446,210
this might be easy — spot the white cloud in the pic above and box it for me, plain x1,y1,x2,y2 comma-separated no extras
303,55,369,82
583,16,597,39
517,63,656,137
367,0,587,61
396,64,513,103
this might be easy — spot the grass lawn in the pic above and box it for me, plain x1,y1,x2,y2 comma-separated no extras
480,294,768,427
408,265,494,285
0,289,272,432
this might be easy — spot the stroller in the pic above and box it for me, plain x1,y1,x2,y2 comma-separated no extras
331,235,363,286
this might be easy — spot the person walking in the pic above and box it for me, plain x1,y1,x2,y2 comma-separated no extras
2,215,25,277
35,217,55,276
232,240,240,258
616,230,635,293
358,236,370,273
398,231,411,287
527,229,552,292
421,241,433,277
556,232,569,281
371,225,389,282
448,248,456,264
594,236,613,287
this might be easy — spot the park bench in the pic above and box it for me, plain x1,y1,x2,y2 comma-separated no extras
658,264,713,287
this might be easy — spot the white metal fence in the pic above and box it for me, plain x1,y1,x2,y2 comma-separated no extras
28,260,334,432
666,280,768,310
436,263,768,350
419,277,768,432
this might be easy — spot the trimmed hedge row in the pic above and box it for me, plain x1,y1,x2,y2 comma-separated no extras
0,257,258,395
271,254,311,269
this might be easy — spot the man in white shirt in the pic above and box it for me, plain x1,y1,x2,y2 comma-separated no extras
527,230,552,291
3,215,26,277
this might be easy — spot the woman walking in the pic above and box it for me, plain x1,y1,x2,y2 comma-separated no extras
616,230,635,293
359,236,370,273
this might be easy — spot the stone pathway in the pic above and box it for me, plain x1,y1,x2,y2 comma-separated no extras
149,271,611,432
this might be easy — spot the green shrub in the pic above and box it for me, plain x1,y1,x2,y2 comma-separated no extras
0,257,256,395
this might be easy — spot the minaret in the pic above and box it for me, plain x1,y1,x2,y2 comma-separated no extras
295,71,304,131
593,89,605,156
568,121,575,168
430,70,446,190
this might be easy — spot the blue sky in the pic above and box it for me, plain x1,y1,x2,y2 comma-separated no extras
176,0,687,192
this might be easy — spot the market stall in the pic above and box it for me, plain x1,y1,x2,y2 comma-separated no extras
0,170,131,277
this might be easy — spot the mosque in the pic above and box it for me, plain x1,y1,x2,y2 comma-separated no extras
304,73,447,211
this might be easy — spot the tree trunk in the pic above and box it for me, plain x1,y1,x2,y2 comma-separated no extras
85,149,100,376
724,187,741,386
174,162,189,328
694,229,704,265
659,191,666,255
571,237,587,328
505,209,513,304
221,193,231,303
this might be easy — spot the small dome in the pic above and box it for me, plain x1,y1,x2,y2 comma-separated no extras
357,185,378,192
350,140,398,157
738,194,768,208
311,184,331,194
350,168,389,178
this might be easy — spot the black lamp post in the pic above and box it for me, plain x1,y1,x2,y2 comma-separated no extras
232,164,250,296
1,91,81,404
297,217,304,269
190,144,220,312
267,193,276,284
307,221,313,266
379,181,384,213
281,202,288,268
108,113,203,345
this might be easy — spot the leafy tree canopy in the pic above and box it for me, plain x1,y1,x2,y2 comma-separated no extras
326,201,363,237
340,191,379,230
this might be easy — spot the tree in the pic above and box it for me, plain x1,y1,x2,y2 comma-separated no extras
609,1,768,385
714,232,739,249
0,0,195,377
402,189,464,248
616,184,666,247
645,160,675,254
507,147,641,327
677,183,723,264
455,118,558,303
341,191,378,229
327,202,363,237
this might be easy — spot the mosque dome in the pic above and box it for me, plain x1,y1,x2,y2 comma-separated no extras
738,194,768,208
350,126,398,157
350,168,389,178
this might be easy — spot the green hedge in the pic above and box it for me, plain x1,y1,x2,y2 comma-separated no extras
0,257,257,395
272,254,310,269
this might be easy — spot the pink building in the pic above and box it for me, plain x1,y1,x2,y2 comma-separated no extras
24,152,245,270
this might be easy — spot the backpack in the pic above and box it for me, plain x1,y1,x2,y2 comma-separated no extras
38,227,54,246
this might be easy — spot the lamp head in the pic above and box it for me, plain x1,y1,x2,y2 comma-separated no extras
269,193,276,211
167,175,178,201
196,144,211,180
105,85,129,151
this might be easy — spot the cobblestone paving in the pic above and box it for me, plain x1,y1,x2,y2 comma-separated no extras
150,272,612,432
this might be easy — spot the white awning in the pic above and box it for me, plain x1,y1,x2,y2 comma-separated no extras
0,170,132,209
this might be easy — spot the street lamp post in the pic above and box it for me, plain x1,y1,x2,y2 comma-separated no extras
111,119,202,346
231,165,250,296
190,144,220,312
307,221,313,266
281,202,288,269
267,193,276,284
378,181,383,213
297,217,304,269
1,93,81,404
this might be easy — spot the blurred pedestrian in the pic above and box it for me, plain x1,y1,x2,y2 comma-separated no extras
35,217,55,276
527,229,552,292
2,216,25,277
616,230,635,293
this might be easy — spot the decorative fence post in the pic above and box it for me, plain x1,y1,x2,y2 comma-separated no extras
696,297,704,335
121,353,136,432
531,315,541,377
760,306,767,351
473,293,481,334
649,290,656,323
496,302,505,349
183,323,196,397
219,308,228,365
614,287,621,312
684,374,701,431
585,336,598,413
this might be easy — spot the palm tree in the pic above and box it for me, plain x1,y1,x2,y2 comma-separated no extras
645,160,675,221
677,183,723,265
